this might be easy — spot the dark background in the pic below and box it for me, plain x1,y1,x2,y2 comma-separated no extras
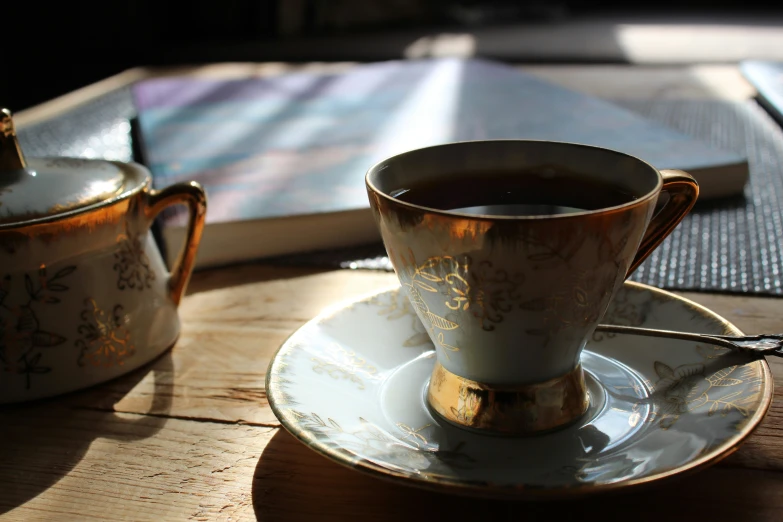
3,0,782,112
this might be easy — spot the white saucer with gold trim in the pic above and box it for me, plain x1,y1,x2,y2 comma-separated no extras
266,282,772,499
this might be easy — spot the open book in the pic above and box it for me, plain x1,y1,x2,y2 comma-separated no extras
131,58,749,269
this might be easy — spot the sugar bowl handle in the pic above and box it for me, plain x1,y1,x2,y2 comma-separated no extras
146,181,208,305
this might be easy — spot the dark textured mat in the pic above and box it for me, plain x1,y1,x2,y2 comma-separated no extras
16,90,783,295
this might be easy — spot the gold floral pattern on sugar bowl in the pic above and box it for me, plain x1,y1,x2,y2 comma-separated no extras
0,108,207,403
114,222,156,291
0,266,75,390
76,298,135,368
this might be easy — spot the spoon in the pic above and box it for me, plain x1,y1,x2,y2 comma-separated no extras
594,324,783,357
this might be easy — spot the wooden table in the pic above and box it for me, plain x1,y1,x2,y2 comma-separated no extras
2,64,782,521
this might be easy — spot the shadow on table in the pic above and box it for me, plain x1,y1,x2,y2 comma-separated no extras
0,351,174,514
251,429,771,522
691,192,749,213
186,263,332,295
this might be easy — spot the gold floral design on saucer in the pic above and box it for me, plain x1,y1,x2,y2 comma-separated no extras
266,282,772,499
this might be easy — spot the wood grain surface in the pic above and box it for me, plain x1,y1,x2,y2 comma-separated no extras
1,266,781,521
3,62,781,521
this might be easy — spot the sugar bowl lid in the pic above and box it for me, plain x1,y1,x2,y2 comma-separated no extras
0,108,146,227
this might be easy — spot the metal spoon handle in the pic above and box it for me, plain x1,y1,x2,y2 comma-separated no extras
595,324,783,357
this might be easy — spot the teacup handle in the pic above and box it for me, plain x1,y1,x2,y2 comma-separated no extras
626,169,699,276
146,181,208,306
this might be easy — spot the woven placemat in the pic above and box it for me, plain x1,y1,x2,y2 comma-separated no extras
15,90,783,296
271,99,783,297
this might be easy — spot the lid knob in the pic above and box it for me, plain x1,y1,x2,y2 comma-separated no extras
0,108,27,171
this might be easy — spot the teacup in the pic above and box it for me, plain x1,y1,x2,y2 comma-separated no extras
365,140,698,435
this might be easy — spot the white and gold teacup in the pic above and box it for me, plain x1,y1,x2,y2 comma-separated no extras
366,140,698,435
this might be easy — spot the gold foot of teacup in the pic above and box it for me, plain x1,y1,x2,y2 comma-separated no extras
426,363,590,436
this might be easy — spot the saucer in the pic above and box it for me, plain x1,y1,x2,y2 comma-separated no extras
266,282,772,499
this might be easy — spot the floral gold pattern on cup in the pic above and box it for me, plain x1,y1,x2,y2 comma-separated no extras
366,140,699,435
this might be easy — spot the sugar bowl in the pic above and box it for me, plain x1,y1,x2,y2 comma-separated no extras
0,109,207,403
